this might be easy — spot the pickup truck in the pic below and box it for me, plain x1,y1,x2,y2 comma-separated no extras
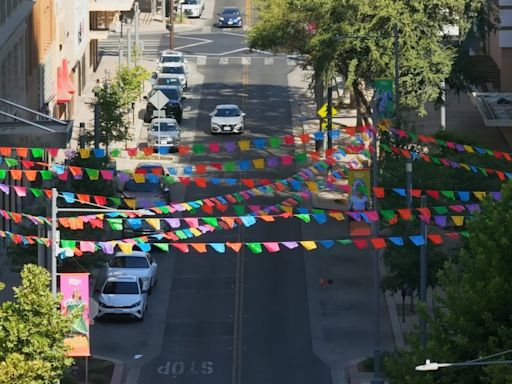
180,0,202,18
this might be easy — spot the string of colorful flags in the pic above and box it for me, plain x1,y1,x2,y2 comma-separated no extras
386,127,512,162
384,144,512,181
0,228,468,256
0,126,370,160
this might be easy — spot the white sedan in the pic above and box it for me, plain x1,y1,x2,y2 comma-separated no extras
209,104,245,134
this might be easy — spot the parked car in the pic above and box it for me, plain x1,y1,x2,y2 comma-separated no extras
120,162,171,208
96,275,148,321
158,63,188,89
217,7,243,28
156,50,188,71
105,251,158,293
210,104,245,134
143,85,185,123
151,73,184,91
147,118,181,151
181,0,203,17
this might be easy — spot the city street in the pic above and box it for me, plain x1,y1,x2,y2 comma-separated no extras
90,2,393,384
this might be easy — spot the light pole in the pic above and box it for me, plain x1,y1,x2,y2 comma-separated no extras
416,349,512,372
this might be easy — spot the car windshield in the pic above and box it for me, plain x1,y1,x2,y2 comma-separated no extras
150,88,180,100
184,0,199,3
156,77,180,86
124,180,162,193
150,122,178,132
103,281,140,294
222,8,240,16
161,66,185,75
110,256,149,268
160,56,181,63
215,108,240,117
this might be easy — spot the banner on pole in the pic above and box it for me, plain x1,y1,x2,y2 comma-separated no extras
374,78,394,129
60,273,90,357
348,168,371,197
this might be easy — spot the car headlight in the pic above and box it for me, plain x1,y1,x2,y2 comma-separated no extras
127,300,142,308
219,17,224,21
236,17,241,21
98,300,107,307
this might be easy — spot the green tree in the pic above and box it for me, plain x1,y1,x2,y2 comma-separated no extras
248,0,496,123
114,65,150,108
384,182,512,383
88,84,131,152
0,264,73,384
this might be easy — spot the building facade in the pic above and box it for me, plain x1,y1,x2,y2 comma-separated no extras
488,0,512,91
0,0,35,119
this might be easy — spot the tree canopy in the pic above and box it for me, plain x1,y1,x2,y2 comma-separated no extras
384,182,512,383
0,264,73,384
248,0,495,117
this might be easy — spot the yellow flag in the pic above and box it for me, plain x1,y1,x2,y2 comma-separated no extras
238,140,251,151
79,148,90,159
124,199,136,209
300,241,317,251
118,242,133,254
473,192,487,200
145,218,160,230
451,216,465,226
180,202,193,211
328,212,345,221
305,182,318,192
463,145,475,153
133,173,145,183
189,227,202,236
253,159,265,169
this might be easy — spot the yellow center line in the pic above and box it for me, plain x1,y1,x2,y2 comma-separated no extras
246,0,251,27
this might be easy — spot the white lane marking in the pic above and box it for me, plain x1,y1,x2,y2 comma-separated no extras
219,57,229,65
174,36,213,51
264,57,274,65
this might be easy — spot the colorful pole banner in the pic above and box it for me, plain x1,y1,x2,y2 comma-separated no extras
348,168,371,197
374,78,394,129
60,273,90,357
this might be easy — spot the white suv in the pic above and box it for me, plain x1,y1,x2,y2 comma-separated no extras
106,251,158,293
96,275,148,321
157,50,188,71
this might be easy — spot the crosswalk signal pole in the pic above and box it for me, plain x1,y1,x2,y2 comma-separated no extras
169,0,175,50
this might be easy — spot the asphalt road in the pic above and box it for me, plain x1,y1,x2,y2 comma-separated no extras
91,1,394,383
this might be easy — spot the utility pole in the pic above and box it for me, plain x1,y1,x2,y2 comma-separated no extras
134,2,140,64
169,0,175,50
370,101,384,384
327,85,333,151
440,79,446,131
162,0,166,24
393,24,400,128
419,194,428,347
127,27,132,67
94,104,101,149
405,157,412,210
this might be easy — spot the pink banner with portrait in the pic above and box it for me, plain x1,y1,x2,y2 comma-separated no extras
60,273,90,357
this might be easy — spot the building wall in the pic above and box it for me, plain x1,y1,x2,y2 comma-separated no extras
488,0,512,91
0,0,33,121
55,0,90,118
26,0,56,113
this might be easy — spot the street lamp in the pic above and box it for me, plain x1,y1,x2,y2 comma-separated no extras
416,349,512,372
416,358,512,371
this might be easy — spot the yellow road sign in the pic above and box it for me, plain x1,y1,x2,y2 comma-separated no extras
317,104,337,118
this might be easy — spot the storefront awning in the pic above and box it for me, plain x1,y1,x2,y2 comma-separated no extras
56,66,72,104
0,120,73,148
89,0,134,11
56,59,75,105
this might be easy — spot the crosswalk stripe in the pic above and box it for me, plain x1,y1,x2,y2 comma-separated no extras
264,57,274,65
241,57,251,65
219,57,229,65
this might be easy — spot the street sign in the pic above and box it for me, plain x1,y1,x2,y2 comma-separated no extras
149,90,170,110
317,103,337,118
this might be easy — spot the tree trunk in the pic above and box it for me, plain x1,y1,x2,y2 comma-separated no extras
352,81,371,126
